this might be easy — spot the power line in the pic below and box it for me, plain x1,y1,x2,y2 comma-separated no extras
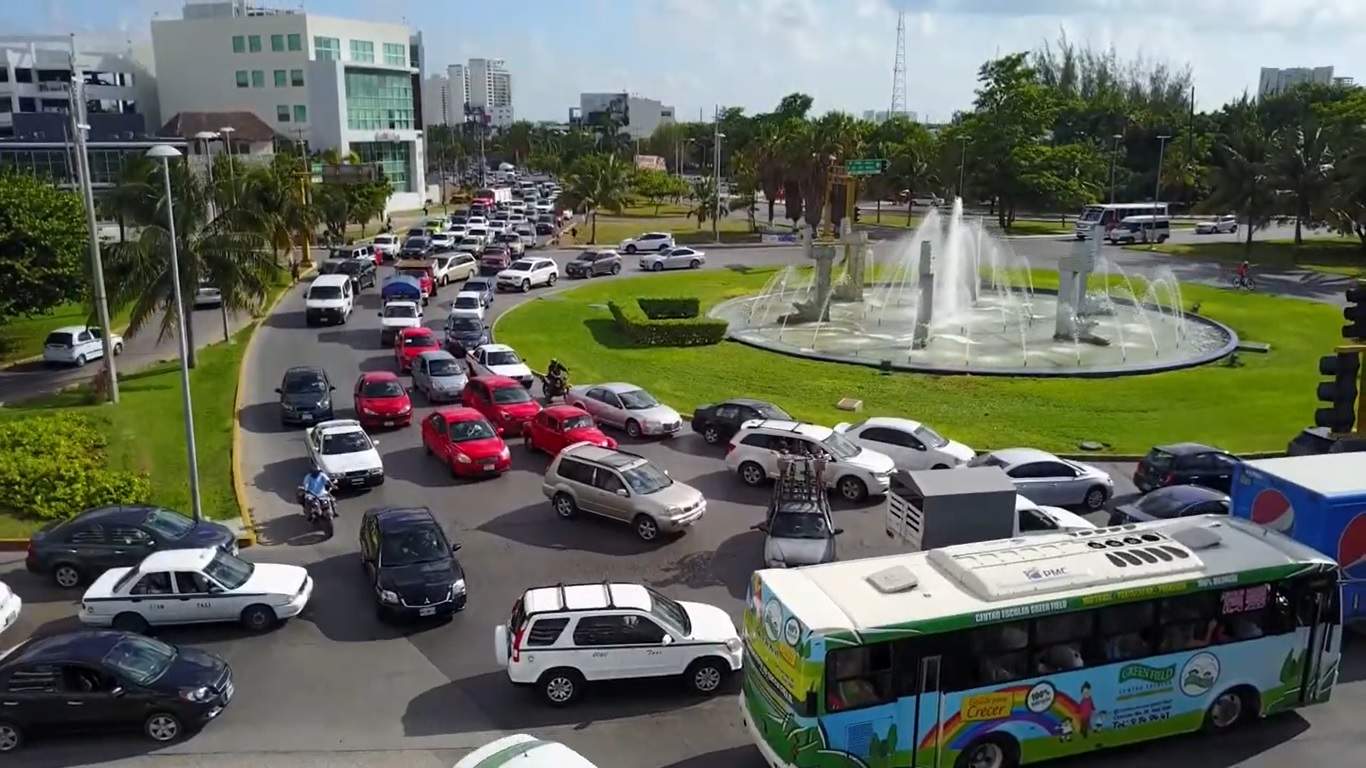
890,11,907,117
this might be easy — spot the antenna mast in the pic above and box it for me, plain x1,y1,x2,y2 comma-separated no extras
890,11,907,118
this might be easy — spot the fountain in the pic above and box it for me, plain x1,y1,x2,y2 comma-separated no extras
714,199,1238,377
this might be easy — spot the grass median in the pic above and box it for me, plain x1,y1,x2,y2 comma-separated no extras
0,302,133,365
562,204,760,247
1129,237,1366,278
497,267,1333,455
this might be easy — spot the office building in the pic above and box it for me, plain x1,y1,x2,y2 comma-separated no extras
467,58,512,127
1258,66,1337,98
422,63,470,128
578,92,674,140
151,0,426,210
0,34,158,138
862,109,916,124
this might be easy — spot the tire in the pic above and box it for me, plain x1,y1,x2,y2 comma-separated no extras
241,603,277,633
1204,687,1255,733
0,721,22,753
626,244,637,254
625,420,642,438
838,475,869,502
1083,485,1109,511
75,354,87,367
521,279,530,293
634,514,660,542
701,425,722,445
144,711,183,743
318,513,334,539
548,273,558,286
932,463,950,470
739,461,766,487
538,668,584,707
52,563,82,589
954,736,1019,768
112,612,150,634
113,342,123,355
611,263,621,275
686,658,728,695
651,262,663,272
690,260,700,269
553,492,578,519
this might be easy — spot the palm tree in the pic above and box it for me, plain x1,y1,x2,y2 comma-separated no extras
782,112,864,234
1205,125,1274,254
689,176,718,229
241,154,318,275
558,154,630,243
99,154,157,243
1272,121,1333,245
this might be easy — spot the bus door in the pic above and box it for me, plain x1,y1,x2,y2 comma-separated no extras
897,638,951,768
1298,575,1342,704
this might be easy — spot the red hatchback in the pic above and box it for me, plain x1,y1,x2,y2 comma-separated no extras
462,375,541,435
353,371,413,429
394,327,441,373
420,407,510,478
525,405,617,455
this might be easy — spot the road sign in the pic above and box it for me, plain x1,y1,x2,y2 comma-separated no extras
845,159,886,175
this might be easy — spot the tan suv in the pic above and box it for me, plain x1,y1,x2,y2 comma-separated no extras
542,443,706,541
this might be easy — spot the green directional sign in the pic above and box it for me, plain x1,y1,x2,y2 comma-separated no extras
845,158,886,175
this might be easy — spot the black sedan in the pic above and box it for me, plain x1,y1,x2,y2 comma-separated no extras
277,365,335,426
26,505,236,588
320,259,376,291
0,631,233,752
691,398,792,445
359,507,467,622
1133,442,1240,493
1109,485,1231,526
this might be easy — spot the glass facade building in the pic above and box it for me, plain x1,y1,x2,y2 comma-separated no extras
352,141,411,192
344,70,414,131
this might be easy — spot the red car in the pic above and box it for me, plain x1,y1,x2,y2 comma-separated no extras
353,371,413,428
394,327,441,373
420,407,511,478
462,375,541,435
525,405,617,455
396,264,435,300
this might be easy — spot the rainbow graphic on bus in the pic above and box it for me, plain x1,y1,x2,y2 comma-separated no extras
918,682,1089,751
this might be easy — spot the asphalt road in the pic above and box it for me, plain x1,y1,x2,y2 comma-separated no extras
1,238,1362,767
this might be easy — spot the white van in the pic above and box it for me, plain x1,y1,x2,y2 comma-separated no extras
304,273,354,326
1107,214,1171,244
454,734,597,768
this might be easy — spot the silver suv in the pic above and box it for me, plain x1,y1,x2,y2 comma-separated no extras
542,443,706,541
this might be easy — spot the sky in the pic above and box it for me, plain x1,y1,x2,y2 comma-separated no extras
6,0,1366,123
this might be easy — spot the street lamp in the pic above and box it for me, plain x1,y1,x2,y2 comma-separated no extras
1108,133,1123,204
679,137,696,177
218,126,237,205
713,131,725,243
1151,133,1172,249
957,136,973,201
193,130,219,214
146,144,204,523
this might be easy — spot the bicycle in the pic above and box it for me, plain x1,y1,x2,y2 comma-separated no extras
1229,272,1256,291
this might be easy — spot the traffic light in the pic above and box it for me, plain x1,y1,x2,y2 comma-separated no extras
1345,282,1366,340
1314,351,1361,433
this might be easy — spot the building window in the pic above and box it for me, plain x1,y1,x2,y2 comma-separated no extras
0,68,7,83
235,70,249,88
273,69,287,87
251,70,265,88
14,68,32,83
382,43,405,67
290,69,304,87
0,98,10,114
248,35,262,53
232,35,245,53
17,97,35,112
344,70,414,130
348,40,374,63
294,104,307,123
353,140,411,192
314,36,340,61
287,33,302,51
270,34,284,52
277,105,291,122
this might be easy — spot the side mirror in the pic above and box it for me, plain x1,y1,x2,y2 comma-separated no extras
496,427,505,436
377,312,383,317
372,439,381,446
751,522,769,533
833,528,845,536
615,488,629,497
329,385,336,391
274,387,282,394
661,635,674,645
451,543,462,553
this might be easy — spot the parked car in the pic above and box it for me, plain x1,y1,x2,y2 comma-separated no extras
304,419,384,488
359,507,467,622
456,236,485,256
479,250,512,275
565,383,682,439
690,399,790,445
566,250,621,278
1195,215,1238,235
1133,442,1240,493
494,581,739,705
497,257,559,292
448,291,486,320
639,247,705,272
304,273,354,325
0,580,20,635
411,350,468,403
401,236,433,258
444,315,492,354
430,232,457,252
467,226,491,244
42,325,123,367
968,448,1114,510
462,375,542,435
0,631,233,752
277,365,335,426
833,417,974,471
330,243,374,264
619,232,675,253
393,327,442,373
371,234,400,261
543,443,706,541
79,547,311,633
526,405,617,455
378,300,422,346
1286,425,1366,456
467,343,534,387
352,371,413,429
26,505,237,589
420,406,511,478
1109,484,1231,526
754,497,840,568
455,735,598,768
725,420,895,501
463,276,496,307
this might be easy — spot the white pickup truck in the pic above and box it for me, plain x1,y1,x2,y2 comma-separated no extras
378,300,422,346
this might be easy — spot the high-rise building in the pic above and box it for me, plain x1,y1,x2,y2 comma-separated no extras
578,92,674,140
150,0,426,209
421,63,470,128
0,34,158,138
1258,66,1337,98
467,58,512,127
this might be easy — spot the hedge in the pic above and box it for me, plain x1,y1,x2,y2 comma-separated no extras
0,412,150,521
608,297,727,347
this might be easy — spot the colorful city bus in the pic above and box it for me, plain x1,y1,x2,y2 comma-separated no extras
1074,202,1169,240
740,515,1340,768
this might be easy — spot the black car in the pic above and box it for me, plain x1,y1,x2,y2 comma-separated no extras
1133,442,1240,493
1109,484,1231,526
463,276,496,307
401,236,433,258
26,505,236,589
565,250,621,278
320,259,376,291
0,631,233,752
359,507,467,622
444,315,492,354
691,398,792,445
277,366,335,426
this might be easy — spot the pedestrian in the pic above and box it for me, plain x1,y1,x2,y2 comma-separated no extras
570,225,578,240
422,202,429,217
384,216,392,232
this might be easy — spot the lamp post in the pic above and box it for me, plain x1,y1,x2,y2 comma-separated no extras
1108,133,1123,204
713,130,725,243
218,126,237,205
147,144,204,522
1151,134,1172,249
194,130,231,342
957,136,972,201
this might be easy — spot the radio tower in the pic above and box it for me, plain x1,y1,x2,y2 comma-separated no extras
889,10,907,118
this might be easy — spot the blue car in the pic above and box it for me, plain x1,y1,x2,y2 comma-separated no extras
444,315,492,354
462,276,496,307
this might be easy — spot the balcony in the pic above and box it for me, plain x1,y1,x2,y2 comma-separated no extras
37,82,70,93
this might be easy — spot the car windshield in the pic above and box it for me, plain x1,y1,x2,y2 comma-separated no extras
467,279,490,291
968,453,1009,469
492,385,532,404
621,461,672,494
619,389,659,409
428,358,463,377
380,525,448,566
102,636,176,686
310,285,342,299
405,333,437,347
384,305,417,319
913,424,949,448
454,296,480,308
821,431,860,460
485,350,520,366
284,372,327,393
770,509,831,539
141,508,193,539
450,419,495,441
647,588,691,635
322,431,372,454
575,253,596,261
508,260,533,271
320,261,346,273
204,550,254,589
1136,491,1196,518
461,238,481,245
1143,449,1175,471
375,236,395,244
446,317,481,331
398,269,427,281
338,262,362,275
562,413,593,430
403,238,427,248
362,379,405,397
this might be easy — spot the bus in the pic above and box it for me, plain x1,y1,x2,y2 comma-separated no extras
740,515,1341,768
1075,203,1169,240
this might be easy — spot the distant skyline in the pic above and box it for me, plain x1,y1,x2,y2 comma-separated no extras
4,0,1366,123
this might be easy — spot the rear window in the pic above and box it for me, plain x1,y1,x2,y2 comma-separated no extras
45,332,74,347
526,617,569,646
492,384,532,404
1143,449,1175,471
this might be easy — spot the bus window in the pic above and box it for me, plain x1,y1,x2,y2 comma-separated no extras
968,622,1029,684
1032,612,1093,674
825,644,894,713
1158,592,1219,652
1096,602,1155,661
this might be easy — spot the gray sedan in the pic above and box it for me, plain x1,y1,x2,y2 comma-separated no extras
411,350,467,403
639,247,706,272
753,499,841,568
565,383,683,438
968,447,1115,510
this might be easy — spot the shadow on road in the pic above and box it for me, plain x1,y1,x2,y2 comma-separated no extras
1044,711,1310,768
0,562,81,606
686,469,771,507
237,401,297,436
255,510,330,547
647,528,763,599
265,309,306,329
383,445,458,488
477,502,671,556
254,455,314,506
317,326,382,352
300,552,432,643
359,353,398,373
659,746,768,768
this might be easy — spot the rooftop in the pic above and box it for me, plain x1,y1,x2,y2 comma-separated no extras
136,547,216,572
1243,454,1366,497
524,582,652,614
158,111,282,144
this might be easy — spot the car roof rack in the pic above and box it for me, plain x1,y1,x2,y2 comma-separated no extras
772,455,829,510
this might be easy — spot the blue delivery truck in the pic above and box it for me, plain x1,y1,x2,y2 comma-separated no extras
1231,454,1366,622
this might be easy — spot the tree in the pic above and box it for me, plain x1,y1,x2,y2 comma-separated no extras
0,173,89,327
240,154,317,277
313,182,354,243
632,169,687,215
558,154,630,243
1204,100,1275,253
1271,121,1334,245
964,53,1060,228
349,179,392,237
1321,90,1366,249
690,176,718,228
99,154,156,243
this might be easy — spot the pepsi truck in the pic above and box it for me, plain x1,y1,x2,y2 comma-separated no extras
1231,453,1366,623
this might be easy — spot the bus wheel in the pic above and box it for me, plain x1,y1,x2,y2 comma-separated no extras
1204,686,1256,733
955,736,1018,768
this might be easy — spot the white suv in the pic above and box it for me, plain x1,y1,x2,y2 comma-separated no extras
619,232,674,253
493,582,742,706
725,419,896,501
497,257,559,292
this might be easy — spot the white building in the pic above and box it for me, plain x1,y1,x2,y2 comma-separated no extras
467,58,512,127
579,92,674,140
1258,66,1337,98
862,109,916,124
0,34,158,138
151,0,426,210
422,63,470,128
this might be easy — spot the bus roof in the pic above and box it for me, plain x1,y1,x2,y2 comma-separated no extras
1243,453,1366,497
757,516,1334,642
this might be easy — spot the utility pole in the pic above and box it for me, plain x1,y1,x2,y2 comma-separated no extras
957,136,972,200
1151,134,1172,249
1109,133,1123,204
712,106,724,243
68,35,118,403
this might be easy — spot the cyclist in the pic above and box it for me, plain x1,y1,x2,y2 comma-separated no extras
1234,260,1251,289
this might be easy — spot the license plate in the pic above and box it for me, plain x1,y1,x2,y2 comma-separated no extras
482,461,495,470
419,606,436,616
300,415,312,422
384,420,395,427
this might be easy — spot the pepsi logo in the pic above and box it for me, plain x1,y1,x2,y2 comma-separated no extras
1337,513,1366,578
1250,488,1295,533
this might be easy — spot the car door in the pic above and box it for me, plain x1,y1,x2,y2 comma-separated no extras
0,664,65,728
570,614,655,680
621,612,681,675
172,571,225,624
421,413,442,453
711,404,741,436
59,523,118,574
306,428,324,470
1008,462,1059,505
577,387,607,422
591,468,632,523
596,391,626,428
1202,453,1238,493
1036,461,1083,505
856,426,920,470
469,347,488,376
127,571,176,625
106,525,157,570
412,356,429,394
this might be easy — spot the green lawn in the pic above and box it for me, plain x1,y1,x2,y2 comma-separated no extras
0,302,132,365
565,203,760,246
1000,219,1075,236
1131,237,1366,277
496,268,1336,455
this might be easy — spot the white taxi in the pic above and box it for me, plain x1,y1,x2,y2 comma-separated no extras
0,581,21,634
306,419,385,488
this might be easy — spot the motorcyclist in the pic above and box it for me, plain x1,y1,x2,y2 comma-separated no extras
300,468,333,518
545,358,569,397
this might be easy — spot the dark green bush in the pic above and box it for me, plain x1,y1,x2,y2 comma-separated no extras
637,297,700,319
608,297,727,347
0,412,151,521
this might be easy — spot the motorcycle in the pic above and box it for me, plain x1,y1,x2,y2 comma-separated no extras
296,478,339,537
540,359,571,402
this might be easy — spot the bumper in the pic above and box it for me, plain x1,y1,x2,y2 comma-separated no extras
641,420,683,436
337,471,385,489
0,594,21,633
359,411,413,429
451,455,512,477
306,308,347,324
660,502,706,532
740,693,794,768
381,592,466,620
496,278,524,291
279,577,313,619
281,408,332,425
495,416,533,435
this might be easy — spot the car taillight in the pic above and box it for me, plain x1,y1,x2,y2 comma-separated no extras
1162,473,1175,486
511,626,525,662
725,442,736,455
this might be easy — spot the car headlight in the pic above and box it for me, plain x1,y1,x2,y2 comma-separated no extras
362,406,379,416
455,453,472,464
645,419,661,428
367,466,383,475
666,506,683,517
725,637,742,653
499,446,510,459
281,403,297,411
179,686,213,703
399,404,412,413
452,578,466,594
378,588,399,604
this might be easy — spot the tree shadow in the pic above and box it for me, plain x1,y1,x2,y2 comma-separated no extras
237,401,295,435
658,746,768,768
264,309,307,329
476,502,675,556
646,528,763,600
358,354,399,373
317,327,383,352
583,318,635,349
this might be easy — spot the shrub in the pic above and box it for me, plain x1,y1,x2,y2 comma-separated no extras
0,412,150,521
608,297,727,347
637,297,700,319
